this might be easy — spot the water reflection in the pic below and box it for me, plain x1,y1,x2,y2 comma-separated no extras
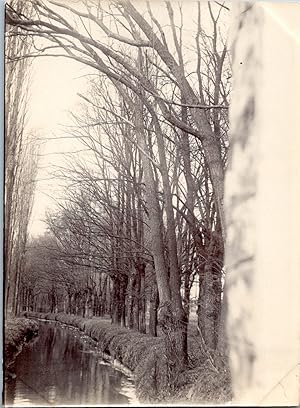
5,322,136,406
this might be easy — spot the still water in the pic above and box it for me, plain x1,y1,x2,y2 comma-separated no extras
5,321,136,406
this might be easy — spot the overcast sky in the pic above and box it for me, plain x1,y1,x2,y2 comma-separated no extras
28,55,90,237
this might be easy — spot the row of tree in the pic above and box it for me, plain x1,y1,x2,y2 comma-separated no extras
6,0,230,388
5,0,39,316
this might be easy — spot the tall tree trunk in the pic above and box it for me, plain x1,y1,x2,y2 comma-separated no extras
127,272,135,329
133,270,140,331
111,277,121,325
139,263,146,334
198,230,223,350
134,100,187,385
149,282,159,337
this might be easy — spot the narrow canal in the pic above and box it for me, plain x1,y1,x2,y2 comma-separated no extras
5,321,137,406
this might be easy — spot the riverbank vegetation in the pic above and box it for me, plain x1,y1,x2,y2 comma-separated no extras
24,312,231,403
5,317,38,377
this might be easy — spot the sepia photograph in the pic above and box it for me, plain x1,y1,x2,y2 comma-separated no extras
3,0,300,406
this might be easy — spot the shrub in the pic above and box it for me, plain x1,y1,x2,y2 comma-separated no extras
5,317,38,371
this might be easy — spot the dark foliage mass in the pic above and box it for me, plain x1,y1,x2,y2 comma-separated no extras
5,317,39,376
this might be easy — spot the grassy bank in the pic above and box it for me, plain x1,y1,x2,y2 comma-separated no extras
23,311,231,404
5,317,39,377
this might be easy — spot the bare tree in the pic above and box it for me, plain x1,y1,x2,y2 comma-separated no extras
5,0,39,315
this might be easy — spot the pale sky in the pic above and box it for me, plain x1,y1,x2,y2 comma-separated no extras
28,55,90,237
